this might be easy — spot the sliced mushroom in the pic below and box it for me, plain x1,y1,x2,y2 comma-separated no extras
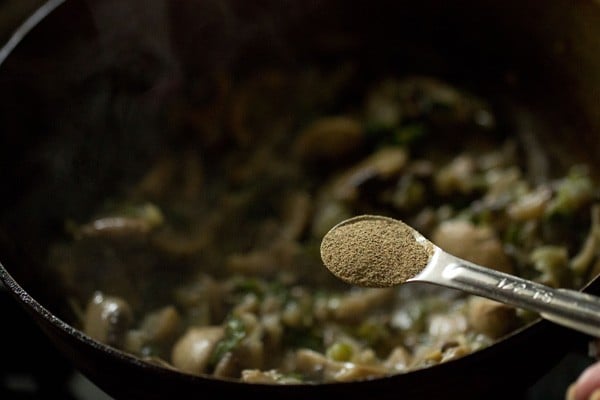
384,346,412,372
295,349,390,382
329,147,408,201
507,186,552,221
171,326,225,376
571,204,600,277
241,369,302,384
83,292,133,349
467,296,519,339
431,219,513,273
434,155,477,196
226,240,300,277
138,305,182,343
329,288,395,323
76,203,164,239
293,116,364,164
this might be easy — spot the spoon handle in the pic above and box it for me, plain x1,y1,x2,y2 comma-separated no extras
416,249,600,337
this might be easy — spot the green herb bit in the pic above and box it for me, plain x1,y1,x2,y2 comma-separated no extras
356,320,390,347
394,123,426,146
326,342,354,362
209,316,246,367
546,166,594,217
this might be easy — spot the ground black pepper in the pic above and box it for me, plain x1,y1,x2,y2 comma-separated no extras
320,215,434,287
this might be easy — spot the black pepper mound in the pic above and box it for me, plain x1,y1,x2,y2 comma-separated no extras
320,215,434,287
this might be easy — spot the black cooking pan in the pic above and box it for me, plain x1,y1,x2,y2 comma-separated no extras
1,0,599,399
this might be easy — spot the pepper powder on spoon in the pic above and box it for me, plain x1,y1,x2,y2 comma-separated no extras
320,215,434,287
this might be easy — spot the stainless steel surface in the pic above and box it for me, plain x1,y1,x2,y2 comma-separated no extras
416,247,600,337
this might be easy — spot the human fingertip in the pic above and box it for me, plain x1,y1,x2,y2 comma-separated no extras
589,389,600,400
567,382,577,400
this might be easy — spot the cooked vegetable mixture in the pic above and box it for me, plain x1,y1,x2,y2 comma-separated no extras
49,72,600,383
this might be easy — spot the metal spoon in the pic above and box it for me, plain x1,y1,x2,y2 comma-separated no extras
320,214,600,338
